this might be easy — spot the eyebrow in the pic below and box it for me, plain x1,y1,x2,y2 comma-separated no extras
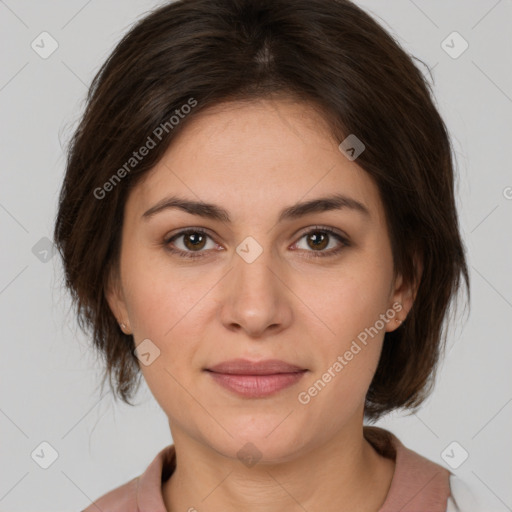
141,193,371,223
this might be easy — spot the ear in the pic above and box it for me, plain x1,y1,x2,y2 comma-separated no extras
385,253,423,333
105,264,131,334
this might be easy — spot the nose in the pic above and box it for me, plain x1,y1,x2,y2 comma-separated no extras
218,246,293,338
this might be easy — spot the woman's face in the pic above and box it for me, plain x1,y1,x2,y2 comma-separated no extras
107,97,414,461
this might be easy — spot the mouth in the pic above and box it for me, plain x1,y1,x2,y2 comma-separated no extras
205,358,307,375
204,358,308,398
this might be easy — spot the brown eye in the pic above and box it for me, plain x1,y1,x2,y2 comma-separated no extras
182,232,207,251
293,227,350,258
164,228,217,259
306,231,329,251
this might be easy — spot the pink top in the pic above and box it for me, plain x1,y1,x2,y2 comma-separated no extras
81,426,452,512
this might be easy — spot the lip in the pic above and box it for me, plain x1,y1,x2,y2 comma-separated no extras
206,372,307,398
204,358,308,398
205,358,306,375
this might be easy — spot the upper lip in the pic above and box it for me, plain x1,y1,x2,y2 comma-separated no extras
205,358,307,375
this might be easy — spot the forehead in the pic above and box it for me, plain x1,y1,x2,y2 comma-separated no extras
125,98,387,229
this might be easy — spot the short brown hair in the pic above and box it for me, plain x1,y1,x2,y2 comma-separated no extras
54,0,470,421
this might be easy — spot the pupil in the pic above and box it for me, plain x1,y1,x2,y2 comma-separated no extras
186,233,204,249
310,232,327,250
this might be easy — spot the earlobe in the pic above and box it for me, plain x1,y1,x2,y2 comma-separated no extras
387,255,423,332
105,269,131,334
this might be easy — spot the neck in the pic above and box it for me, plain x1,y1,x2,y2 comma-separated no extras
162,423,395,512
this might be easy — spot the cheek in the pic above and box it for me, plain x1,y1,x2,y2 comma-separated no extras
304,261,392,344
122,245,207,337
121,254,216,385
297,281,386,421
297,252,392,397
125,269,207,414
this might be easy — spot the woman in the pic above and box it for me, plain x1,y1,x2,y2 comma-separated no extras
54,0,478,510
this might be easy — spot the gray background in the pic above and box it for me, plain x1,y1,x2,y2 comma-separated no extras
1,0,511,510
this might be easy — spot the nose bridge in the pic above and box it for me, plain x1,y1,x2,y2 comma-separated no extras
236,243,275,289
233,237,280,304
219,237,292,336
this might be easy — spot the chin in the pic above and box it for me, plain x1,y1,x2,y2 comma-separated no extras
205,421,307,465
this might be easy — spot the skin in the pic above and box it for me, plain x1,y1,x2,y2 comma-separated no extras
106,96,420,512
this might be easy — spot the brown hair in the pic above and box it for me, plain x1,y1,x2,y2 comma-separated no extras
54,0,470,421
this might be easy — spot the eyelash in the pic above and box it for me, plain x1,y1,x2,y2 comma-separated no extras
163,226,350,260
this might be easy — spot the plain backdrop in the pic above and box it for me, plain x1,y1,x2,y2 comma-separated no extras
0,0,511,510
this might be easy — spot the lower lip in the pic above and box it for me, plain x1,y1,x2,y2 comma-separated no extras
206,371,307,398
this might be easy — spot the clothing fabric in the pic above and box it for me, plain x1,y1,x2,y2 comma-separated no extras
81,426,479,511
446,475,485,512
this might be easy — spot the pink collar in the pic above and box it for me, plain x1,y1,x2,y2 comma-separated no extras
364,426,452,511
